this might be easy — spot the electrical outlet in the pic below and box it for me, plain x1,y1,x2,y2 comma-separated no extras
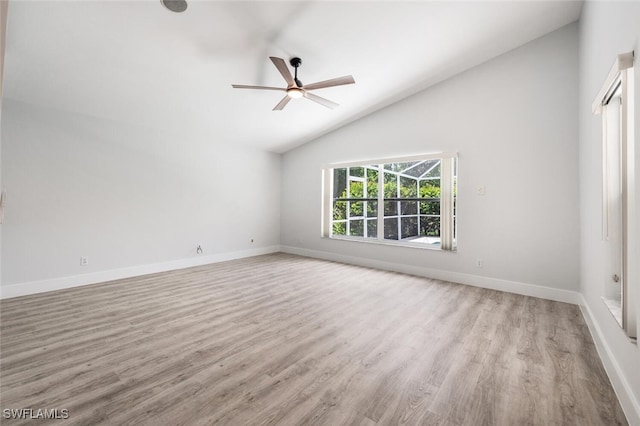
475,258,483,268
80,257,89,266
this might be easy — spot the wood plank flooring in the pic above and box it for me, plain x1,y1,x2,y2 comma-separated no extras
0,253,627,425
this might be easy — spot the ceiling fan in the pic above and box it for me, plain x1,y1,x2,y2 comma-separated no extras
232,57,355,111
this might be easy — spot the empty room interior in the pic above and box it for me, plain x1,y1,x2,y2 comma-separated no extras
1,0,639,424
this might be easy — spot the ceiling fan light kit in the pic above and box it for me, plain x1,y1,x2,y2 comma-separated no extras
286,88,304,99
232,56,355,111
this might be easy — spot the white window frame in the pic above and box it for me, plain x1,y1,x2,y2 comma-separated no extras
593,51,636,340
321,152,458,251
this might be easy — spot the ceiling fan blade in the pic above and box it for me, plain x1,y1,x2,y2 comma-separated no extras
303,92,339,109
273,95,292,111
231,84,285,91
270,57,295,87
303,75,355,91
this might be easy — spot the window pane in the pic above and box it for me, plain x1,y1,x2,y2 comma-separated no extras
367,168,378,197
420,179,440,198
367,219,377,238
333,168,347,198
367,201,378,218
350,201,364,217
420,200,439,215
454,216,457,241
349,219,364,237
407,159,440,178
349,180,364,198
349,167,364,178
453,158,457,244
384,201,397,216
401,201,417,215
384,218,398,240
401,217,419,239
384,162,419,172
424,161,441,178
399,176,418,198
420,216,441,237
384,172,397,197
333,222,346,236
333,201,347,220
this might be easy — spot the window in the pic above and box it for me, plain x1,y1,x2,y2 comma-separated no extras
593,51,636,340
322,154,457,251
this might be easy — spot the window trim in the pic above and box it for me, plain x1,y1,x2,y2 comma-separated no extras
321,153,458,251
592,52,633,114
593,51,636,340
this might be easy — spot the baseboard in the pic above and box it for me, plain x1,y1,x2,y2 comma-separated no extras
0,246,281,299
579,295,640,426
280,245,580,304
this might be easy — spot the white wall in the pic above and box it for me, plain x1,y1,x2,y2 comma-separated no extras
578,2,640,423
1,100,281,290
281,23,579,301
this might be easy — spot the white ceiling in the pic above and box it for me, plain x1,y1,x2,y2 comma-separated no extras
3,0,583,153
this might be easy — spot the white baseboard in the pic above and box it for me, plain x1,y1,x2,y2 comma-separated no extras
0,246,281,299
579,295,640,426
280,245,580,304
2,245,578,304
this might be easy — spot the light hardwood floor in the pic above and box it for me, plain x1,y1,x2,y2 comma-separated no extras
0,253,627,425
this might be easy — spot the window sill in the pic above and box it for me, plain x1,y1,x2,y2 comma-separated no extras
602,296,622,327
326,235,457,252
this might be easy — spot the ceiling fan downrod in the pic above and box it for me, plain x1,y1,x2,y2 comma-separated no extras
290,57,303,87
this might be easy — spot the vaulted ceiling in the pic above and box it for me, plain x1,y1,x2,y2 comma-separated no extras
2,1,582,153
